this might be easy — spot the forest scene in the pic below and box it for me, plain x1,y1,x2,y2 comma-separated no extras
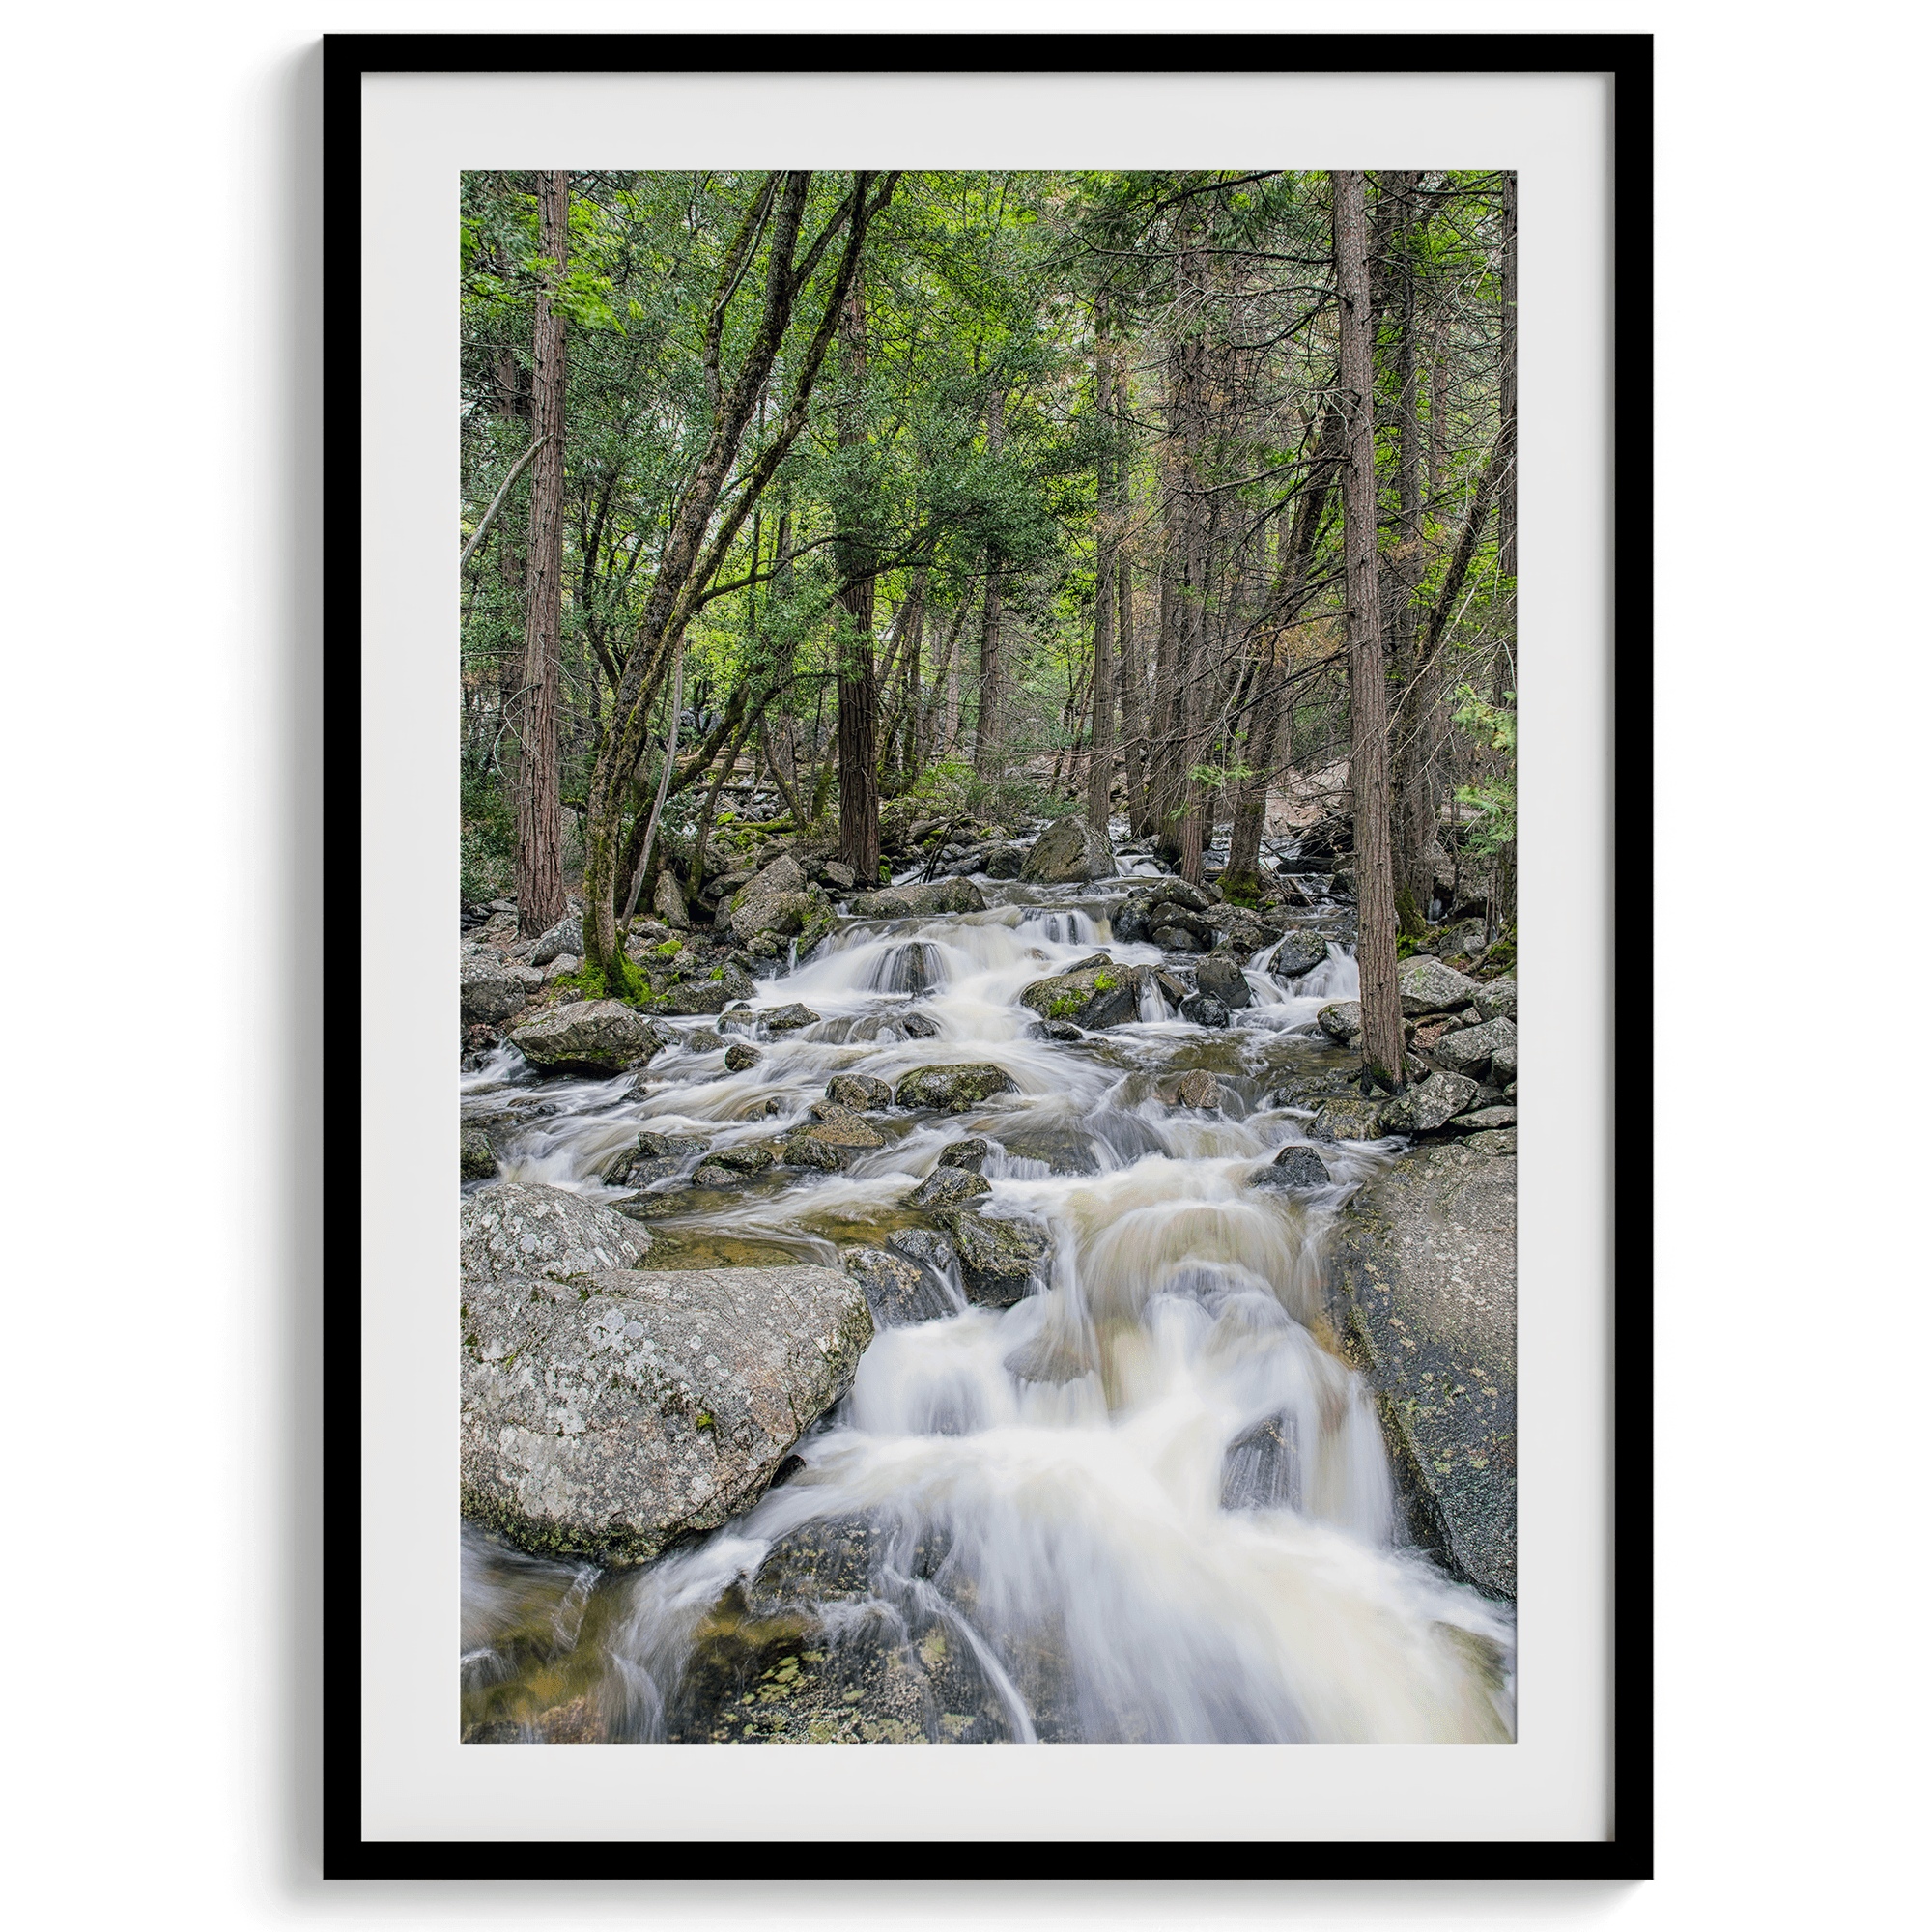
457,167,1520,1746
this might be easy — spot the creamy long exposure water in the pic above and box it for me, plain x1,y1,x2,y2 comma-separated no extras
460,867,1516,1744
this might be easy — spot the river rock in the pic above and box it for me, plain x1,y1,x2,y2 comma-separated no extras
665,964,758,1017
894,1064,1019,1112
885,1226,959,1277
935,1137,992,1173
1154,923,1207,952
1018,961,1144,1031
605,1151,680,1189
691,1162,747,1187
907,1165,991,1210
1434,1015,1517,1081
527,914,583,967
728,885,833,952
1490,1039,1518,1087
783,1112,888,1172
724,1039,761,1071
1325,1140,1516,1601
983,845,1025,879
1249,1143,1331,1189
1377,1071,1482,1135
1019,814,1117,884
653,871,691,931
624,1018,686,1068
848,878,987,919
935,1211,1051,1307
460,1182,651,1286
1449,1107,1518,1134
1194,954,1251,1009
511,999,665,1074
1270,931,1334,980
1307,1094,1389,1142
704,1144,776,1177
1462,1127,1517,1155
635,1130,710,1162
1178,992,1229,1028
1035,1018,1085,1042
825,1073,893,1111
460,1127,497,1179
1473,980,1517,1023
760,1002,820,1032
1397,956,1483,1016
841,1246,951,1327
820,860,856,892
1317,1001,1361,1042
1435,917,1488,961
460,1263,871,1566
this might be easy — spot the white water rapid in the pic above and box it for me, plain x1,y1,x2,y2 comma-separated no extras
460,876,1515,1745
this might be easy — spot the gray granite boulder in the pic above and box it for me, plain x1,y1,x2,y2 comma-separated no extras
907,1165,991,1210
1317,1001,1362,1043
1473,980,1517,1023
841,1247,951,1327
1434,1015,1517,1081
1248,1143,1331,1189
665,965,758,1016
848,878,987,919
653,872,691,931
1194,954,1251,1009
460,960,535,1028
760,1002,820,1032
528,914,583,967
1447,1107,1518,1134
1019,814,1117,884
460,1182,651,1287
724,1039,762,1072
460,1262,871,1565
934,1211,1051,1307
783,1112,888,1172
1325,1141,1516,1601
1269,931,1334,979
460,1127,497,1180
825,1073,893,1110
511,999,665,1075
1376,1071,1482,1135
935,1137,993,1173
1397,956,1483,1016
1178,992,1230,1028
1018,961,1146,1031
1306,1094,1390,1143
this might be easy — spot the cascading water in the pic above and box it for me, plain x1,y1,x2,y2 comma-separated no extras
460,878,1515,1745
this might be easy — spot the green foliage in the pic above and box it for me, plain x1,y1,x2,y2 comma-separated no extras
460,775,516,902
1451,685,1517,858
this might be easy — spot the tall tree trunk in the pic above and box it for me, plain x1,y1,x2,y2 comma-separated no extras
973,390,1008,775
1085,301,1117,834
514,168,569,938
835,273,881,882
1118,553,1151,836
1334,169,1405,1092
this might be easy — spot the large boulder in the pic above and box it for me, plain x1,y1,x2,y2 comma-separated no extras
1397,956,1483,1016
1306,1094,1389,1142
825,1073,893,1111
1194,954,1251,1009
841,1246,952,1327
1018,961,1146,1031
1019,814,1117,884
934,1211,1051,1307
1325,1141,1516,1602
511,999,666,1074
848,878,987,919
729,887,833,952
1316,1001,1362,1042
907,1165,990,1210
1377,1071,1482,1135
783,1110,887,1172
460,1127,497,1180
759,1002,820,1032
665,965,757,1016
460,1260,871,1566
1269,932,1334,979
653,872,691,932
894,1064,1019,1113
460,1182,651,1286
1473,980,1517,1023
1433,1015,1517,1082
1178,992,1230,1028
460,954,541,1027
1249,1143,1331,1189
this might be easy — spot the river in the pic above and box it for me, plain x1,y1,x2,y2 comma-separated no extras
458,862,1516,1745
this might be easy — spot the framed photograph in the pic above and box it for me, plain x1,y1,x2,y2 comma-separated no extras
331,33,1650,1875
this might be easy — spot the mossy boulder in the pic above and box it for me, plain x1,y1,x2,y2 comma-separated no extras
1306,1094,1389,1143
1325,1140,1516,1601
847,878,987,919
1018,961,1145,1031
825,1073,893,1111
783,1110,888,1172
1473,980,1517,1023
1377,1071,1482,1135
893,1064,1020,1113
1316,1001,1362,1043
907,1165,991,1210
841,1246,952,1327
724,1040,761,1072
1397,956,1483,1016
510,999,668,1075
460,1127,497,1180
933,1210,1051,1307
760,1002,820,1032
460,1261,871,1566
1019,814,1117,884
665,964,757,1016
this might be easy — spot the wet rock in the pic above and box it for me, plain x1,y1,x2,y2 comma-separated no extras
1307,1094,1389,1142
1326,1141,1516,1602
1434,1015,1517,1081
460,1262,871,1566
893,1064,1019,1113
1018,961,1145,1031
841,1246,951,1326
935,1137,993,1173
1473,980,1517,1023
907,1165,992,1210
604,1151,680,1189
898,1012,941,1040
1163,1067,1226,1110
635,1130,710,1162
1178,992,1230,1028
665,965,758,1016
1269,931,1335,980
848,878,987,919
527,914,583,967
1397,956,1483,1016
1376,1071,1482,1135
783,1111,888,1172
1194,954,1251,1009
705,1144,776,1176
982,845,1025,880
934,1211,1051,1307
1317,1001,1362,1043
1035,1019,1085,1042
622,1018,686,1069
511,999,666,1074
1151,922,1208,953
460,1182,651,1287
724,1040,762,1072
728,887,832,952
691,1162,747,1187
1249,1143,1331,1189
460,1127,497,1180
1019,814,1117,884
1220,1412,1300,1511
825,1072,893,1111
885,1226,959,1276
760,1002,820,1032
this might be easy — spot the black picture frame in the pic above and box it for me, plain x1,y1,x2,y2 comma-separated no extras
324,32,1652,1881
